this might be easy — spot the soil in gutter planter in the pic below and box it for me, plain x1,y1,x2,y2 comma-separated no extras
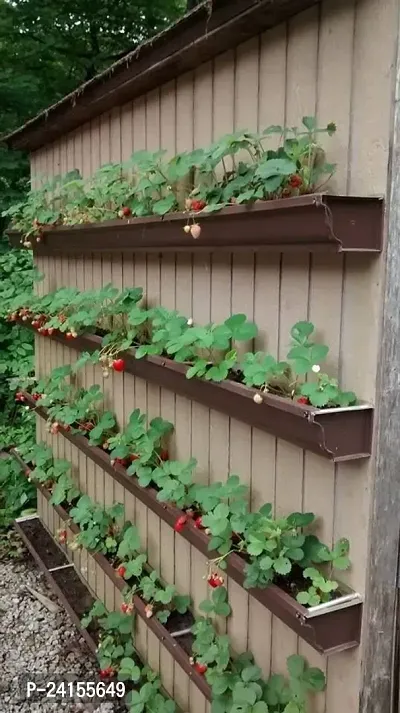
17,516,67,570
17,401,363,655
8,195,384,254
14,517,99,653
19,324,374,461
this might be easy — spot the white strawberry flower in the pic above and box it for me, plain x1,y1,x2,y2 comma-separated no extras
187,318,194,326
312,364,321,373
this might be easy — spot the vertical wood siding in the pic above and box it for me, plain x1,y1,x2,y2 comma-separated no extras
31,0,396,710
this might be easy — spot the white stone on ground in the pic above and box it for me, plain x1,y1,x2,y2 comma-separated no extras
0,556,125,712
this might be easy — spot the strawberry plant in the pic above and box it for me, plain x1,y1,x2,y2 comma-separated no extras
13,283,358,406
149,458,197,508
4,118,336,243
20,441,79,504
131,307,189,359
166,313,257,382
82,601,179,713
22,364,352,608
199,586,231,618
34,371,116,444
192,583,325,713
23,441,192,627
50,470,80,506
115,522,191,623
69,495,124,554
240,320,356,407
19,431,327,713
297,568,339,607
109,409,173,476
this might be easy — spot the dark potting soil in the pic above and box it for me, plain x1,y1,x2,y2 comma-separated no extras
19,518,67,569
52,567,99,644
165,609,195,656
52,568,94,619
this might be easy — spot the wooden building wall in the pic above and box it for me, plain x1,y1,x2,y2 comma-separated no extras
30,0,396,710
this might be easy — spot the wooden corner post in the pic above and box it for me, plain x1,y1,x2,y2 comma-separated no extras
360,11,400,713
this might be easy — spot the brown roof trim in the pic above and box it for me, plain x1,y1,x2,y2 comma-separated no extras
5,0,319,153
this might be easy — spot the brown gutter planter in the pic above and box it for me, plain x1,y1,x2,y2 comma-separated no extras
23,326,374,461
8,195,383,254
19,397,363,655
13,514,97,655
13,450,211,700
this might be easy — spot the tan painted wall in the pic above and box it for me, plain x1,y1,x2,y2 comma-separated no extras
31,0,397,711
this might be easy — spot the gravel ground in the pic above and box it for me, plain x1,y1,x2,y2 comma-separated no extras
0,552,125,713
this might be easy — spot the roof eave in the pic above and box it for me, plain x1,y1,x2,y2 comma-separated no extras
4,0,319,152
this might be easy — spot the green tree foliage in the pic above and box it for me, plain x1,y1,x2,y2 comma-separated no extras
0,0,186,98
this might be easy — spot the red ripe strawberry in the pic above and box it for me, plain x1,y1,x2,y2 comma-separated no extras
66,332,74,340
48,327,55,336
194,516,203,529
112,358,125,372
39,328,49,336
120,602,129,613
115,457,128,467
174,515,188,532
191,199,206,212
289,174,302,189
116,565,126,578
207,573,224,589
99,668,114,679
32,393,41,401
297,396,309,405
159,449,169,461
118,206,131,218
194,662,207,675
31,320,40,328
